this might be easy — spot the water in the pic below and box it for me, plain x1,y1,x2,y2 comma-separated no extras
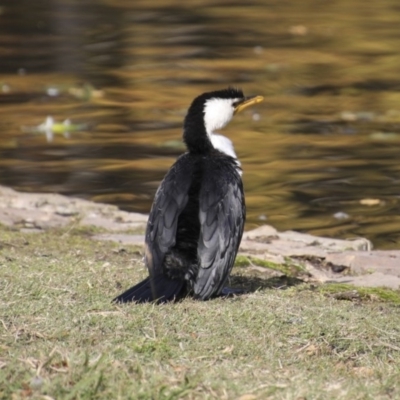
1,0,400,249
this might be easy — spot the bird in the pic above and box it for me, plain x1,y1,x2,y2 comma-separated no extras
113,87,263,303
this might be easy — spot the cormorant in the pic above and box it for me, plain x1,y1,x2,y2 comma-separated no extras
113,88,263,303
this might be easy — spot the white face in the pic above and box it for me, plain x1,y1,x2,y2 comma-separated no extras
203,97,240,136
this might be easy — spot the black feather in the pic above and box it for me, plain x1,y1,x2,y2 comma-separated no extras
113,276,185,304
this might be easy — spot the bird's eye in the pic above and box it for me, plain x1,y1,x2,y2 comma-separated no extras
232,100,241,107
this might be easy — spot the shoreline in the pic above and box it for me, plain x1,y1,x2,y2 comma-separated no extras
1,184,399,290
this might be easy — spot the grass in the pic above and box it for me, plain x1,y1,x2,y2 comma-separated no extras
1,226,400,399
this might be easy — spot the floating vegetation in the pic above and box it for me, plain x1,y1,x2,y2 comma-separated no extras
369,131,400,141
21,116,88,142
159,139,185,150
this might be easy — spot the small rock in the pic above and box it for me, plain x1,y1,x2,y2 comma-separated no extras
30,375,44,390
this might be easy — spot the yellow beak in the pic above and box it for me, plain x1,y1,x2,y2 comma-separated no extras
234,95,264,114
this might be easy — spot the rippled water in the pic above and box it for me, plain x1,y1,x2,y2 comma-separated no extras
1,0,400,248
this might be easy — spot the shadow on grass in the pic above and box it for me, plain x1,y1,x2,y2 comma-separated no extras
227,274,304,296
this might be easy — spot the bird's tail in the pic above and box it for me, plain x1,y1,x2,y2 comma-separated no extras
113,275,185,304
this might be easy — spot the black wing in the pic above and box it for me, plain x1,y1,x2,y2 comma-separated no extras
145,153,194,277
193,160,245,299
114,154,194,303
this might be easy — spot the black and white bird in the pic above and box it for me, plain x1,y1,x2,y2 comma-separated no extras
114,88,263,303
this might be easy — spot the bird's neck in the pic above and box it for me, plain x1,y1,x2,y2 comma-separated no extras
183,112,238,160
209,134,238,159
183,111,213,154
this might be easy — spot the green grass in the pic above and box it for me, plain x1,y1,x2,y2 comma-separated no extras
234,254,306,276
1,226,400,399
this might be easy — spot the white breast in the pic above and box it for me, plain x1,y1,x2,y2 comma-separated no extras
210,134,242,175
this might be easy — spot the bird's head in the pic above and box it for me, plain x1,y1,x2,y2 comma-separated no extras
183,87,263,154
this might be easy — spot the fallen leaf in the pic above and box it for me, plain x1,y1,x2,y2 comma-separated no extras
359,198,381,206
238,395,257,400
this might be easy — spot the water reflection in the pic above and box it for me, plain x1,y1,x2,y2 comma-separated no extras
0,0,400,249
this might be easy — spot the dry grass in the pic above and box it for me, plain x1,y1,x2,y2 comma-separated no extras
1,226,400,399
